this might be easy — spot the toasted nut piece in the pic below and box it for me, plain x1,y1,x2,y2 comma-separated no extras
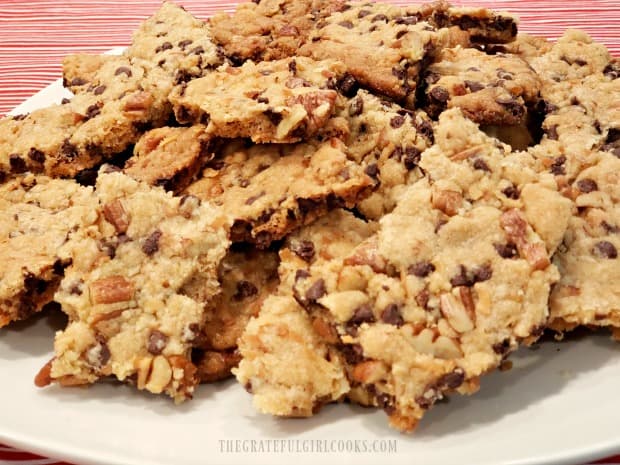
433,335,464,359
34,358,54,387
135,357,152,390
103,200,130,233
90,276,134,304
145,355,172,394
521,243,551,270
432,189,463,216
311,317,340,344
440,292,474,333
351,360,387,384
344,237,387,273
123,91,154,113
500,208,527,241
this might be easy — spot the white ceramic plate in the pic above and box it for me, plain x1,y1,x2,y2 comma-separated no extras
1,80,620,465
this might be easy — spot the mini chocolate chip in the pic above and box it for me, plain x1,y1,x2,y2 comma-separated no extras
358,9,371,18
375,392,396,415
85,104,101,120
430,86,449,102
339,343,364,364
550,155,566,175
142,230,162,256
291,240,315,262
263,109,282,125
365,163,379,178
337,74,358,97
494,242,519,259
371,13,388,21
414,119,434,142
392,67,406,80
577,178,598,193
338,20,354,28
496,97,524,118
593,241,617,259
604,62,620,80
287,59,297,75
403,147,420,169
305,279,326,302
496,69,513,80
70,77,87,86
92,85,106,95
234,280,259,300
295,269,310,281
395,29,408,39
349,95,364,116
473,158,490,172
493,339,511,355
602,221,620,234
147,330,169,355
408,261,435,277
395,15,417,25
546,125,559,141
464,80,484,92
115,66,132,77
348,304,375,326
9,154,27,173
256,96,269,104
97,340,111,366
437,369,465,389
390,115,405,128
191,46,205,55
450,265,473,287
297,197,321,217
155,41,173,53
502,184,520,199
178,39,193,50
381,304,404,326
416,288,430,309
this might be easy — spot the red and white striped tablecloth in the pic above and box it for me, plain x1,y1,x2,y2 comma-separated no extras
0,1,619,464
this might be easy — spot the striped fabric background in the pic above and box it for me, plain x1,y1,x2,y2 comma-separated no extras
0,1,619,464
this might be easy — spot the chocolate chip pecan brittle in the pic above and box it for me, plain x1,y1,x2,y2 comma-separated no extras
36,170,228,401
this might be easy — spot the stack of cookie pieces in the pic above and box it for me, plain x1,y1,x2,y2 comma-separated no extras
0,0,617,432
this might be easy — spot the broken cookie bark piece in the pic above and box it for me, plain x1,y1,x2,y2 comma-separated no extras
0,176,97,327
549,152,620,337
170,57,345,143
40,169,229,402
194,244,280,382
124,125,213,194
423,47,541,125
185,137,373,247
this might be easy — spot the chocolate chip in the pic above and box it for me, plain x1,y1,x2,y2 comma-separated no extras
450,265,472,287
336,73,358,97
416,288,430,309
178,39,193,50
604,61,620,80
358,9,371,18
550,155,566,175
371,13,388,22
395,15,417,25
85,104,101,120
339,343,364,364
577,178,598,193
430,86,449,102
257,96,269,104
502,184,520,199
96,339,111,366
390,115,405,128
291,240,315,262
115,66,132,77
593,241,617,259
403,147,420,170
9,154,27,173
297,197,321,217
365,163,379,178
155,41,173,53
93,85,106,95
464,80,484,92
602,221,620,234
375,392,396,415
234,280,259,300
70,77,87,86
348,304,376,326
263,109,282,125
338,20,354,28
495,97,524,118
538,100,558,114
288,59,297,74
395,29,408,39
494,242,519,259
546,124,559,141
147,330,169,355
496,69,513,80
391,67,406,80
349,95,364,116
381,304,404,326
295,269,310,281
408,261,435,277
305,279,326,302
473,158,490,172
414,119,434,142
191,45,205,55
492,339,511,355
142,230,162,256
437,369,465,389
